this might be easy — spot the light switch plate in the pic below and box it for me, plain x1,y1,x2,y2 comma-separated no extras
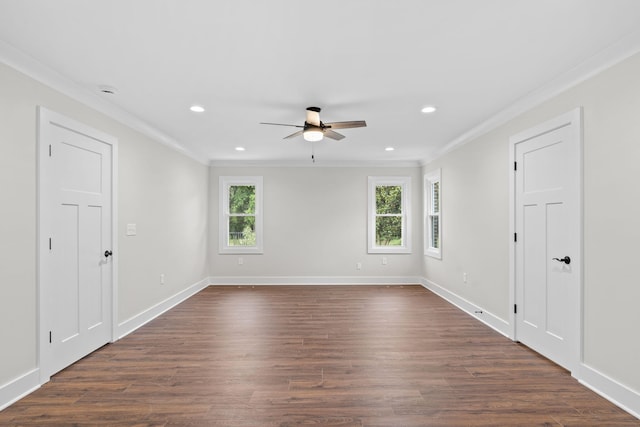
126,223,137,236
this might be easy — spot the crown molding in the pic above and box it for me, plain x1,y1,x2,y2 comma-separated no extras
420,28,640,167
209,159,422,168
0,39,209,165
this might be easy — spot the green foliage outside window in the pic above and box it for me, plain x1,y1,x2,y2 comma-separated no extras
228,185,256,246
375,185,402,246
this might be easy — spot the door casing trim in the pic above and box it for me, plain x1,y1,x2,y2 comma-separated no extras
508,107,583,375
36,107,118,384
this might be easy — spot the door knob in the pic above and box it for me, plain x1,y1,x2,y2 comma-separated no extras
552,256,570,265
104,250,113,258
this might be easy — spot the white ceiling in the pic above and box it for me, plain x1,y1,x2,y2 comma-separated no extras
2,0,640,165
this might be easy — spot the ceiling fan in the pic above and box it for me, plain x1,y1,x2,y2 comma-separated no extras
260,106,367,142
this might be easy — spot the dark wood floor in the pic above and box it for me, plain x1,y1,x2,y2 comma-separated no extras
1,285,637,426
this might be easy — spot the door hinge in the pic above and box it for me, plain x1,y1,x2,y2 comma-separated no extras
49,144,52,157
514,233,517,242
514,161,517,171
49,238,52,250
514,304,517,314
49,331,52,343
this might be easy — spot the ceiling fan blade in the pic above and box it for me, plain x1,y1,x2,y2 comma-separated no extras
323,129,345,140
306,107,321,126
324,120,367,129
260,122,304,128
283,130,304,139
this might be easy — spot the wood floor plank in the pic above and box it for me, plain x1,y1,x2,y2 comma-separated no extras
1,285,637,426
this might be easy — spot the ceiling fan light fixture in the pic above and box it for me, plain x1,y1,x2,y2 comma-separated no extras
303,129,323,142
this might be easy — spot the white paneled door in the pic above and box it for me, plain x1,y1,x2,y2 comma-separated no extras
512,109,581,372
38,108,116,380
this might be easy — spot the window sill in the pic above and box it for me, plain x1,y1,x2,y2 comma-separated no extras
425,248,441,259
368,246,412,254
219,247,263,255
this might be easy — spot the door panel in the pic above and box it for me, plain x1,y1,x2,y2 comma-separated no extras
546,202,568,339
522,141,565,193
58,140,103,193
522,203,544,329
84,205,104,329
55,203,81,342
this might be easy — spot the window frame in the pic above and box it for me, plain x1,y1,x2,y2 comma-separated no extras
424,169,442,259
367,176,412,254
219,176,263,254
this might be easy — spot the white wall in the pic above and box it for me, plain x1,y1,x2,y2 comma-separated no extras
422,52,640,400
0,63,38,392
422,137,510,318
0,62,209,391
118,131,209,322
209,166,423,280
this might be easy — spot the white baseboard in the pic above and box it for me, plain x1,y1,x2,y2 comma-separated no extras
0,368,40,411
208,276,423,285
579,364,640,419
116,277,210,339
420,277,511,338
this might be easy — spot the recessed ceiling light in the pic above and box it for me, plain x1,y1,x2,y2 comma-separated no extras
190,105,205,113
421,105,437,114
385,147,395,151
235,147,245,151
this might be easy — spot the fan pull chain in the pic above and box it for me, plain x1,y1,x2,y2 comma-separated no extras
311,141,316,163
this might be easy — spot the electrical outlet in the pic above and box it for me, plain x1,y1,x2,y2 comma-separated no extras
356,262,362,270
382,257,388,265
238,257,244,265
160,274,165,285
463,272,468,283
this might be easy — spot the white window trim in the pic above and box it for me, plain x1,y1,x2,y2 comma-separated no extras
219,176,263,254
424,169,442,259
368,176,412,254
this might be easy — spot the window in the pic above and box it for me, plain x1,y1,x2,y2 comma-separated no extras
424,169,441,259
368,176,411,253
219,176,263,254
